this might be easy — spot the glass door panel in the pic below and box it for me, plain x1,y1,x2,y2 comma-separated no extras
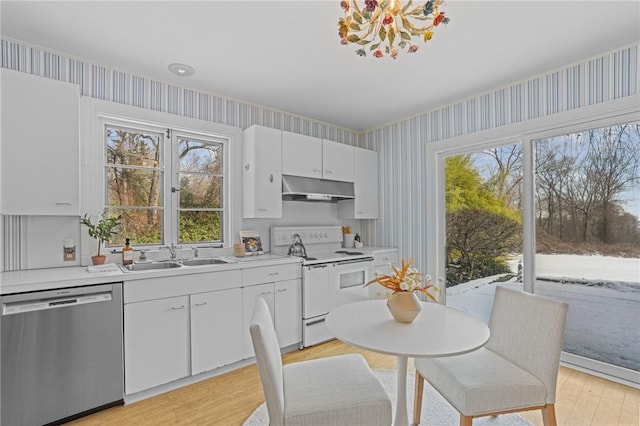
533,123,640,382
444,144,524,324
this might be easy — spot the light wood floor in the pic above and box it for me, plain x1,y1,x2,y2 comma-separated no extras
70,340,639,426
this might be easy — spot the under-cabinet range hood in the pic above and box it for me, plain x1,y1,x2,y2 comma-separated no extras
282,175,354,202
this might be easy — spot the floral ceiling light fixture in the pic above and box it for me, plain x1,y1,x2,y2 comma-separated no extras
338,0,450,59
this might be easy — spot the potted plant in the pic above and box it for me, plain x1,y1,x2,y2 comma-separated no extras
81,210,122,265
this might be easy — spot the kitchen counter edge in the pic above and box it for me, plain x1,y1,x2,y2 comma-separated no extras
0,256,303,295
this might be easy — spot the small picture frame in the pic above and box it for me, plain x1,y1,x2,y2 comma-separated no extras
239,231,264,255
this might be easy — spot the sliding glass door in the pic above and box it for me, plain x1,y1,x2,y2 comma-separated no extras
429,117,639,385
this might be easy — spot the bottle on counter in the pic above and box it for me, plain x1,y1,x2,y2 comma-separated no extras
122,238,134,265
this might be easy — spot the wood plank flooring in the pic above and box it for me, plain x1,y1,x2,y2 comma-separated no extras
69,340,639,426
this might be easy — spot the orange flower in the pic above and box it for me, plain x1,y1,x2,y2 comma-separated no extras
373,49,384,58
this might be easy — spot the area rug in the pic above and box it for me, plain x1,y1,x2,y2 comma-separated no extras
243,369,533,425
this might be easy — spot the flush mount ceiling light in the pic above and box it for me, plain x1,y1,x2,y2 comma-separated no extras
168,63,195,77
338,0,450,59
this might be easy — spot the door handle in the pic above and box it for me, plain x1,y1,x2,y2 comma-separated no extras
306,318,326,326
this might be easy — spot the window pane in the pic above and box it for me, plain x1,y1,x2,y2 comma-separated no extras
107,208,163,246
179,210,222,244
178,139,222,174
107,167,162,207
444,144,524,324
179,173,222,209
534,123,640,373
106,127,161,167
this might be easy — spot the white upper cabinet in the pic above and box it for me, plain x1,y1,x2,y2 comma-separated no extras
1,69,80,215
243,125,282,218
282,131,322,179
322,139,354,183
282,131,354,183
338,146,379,219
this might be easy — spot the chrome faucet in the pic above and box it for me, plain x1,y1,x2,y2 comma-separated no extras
191,246,199,258
163,243,177,259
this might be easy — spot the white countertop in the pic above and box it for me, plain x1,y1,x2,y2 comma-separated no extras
0,254,302,295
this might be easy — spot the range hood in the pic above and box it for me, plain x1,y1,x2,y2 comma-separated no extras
282,175,354,202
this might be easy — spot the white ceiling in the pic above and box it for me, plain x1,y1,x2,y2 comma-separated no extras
2,1,639,131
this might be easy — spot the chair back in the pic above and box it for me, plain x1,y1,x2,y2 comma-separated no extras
249,298,285,426
486,286,568,403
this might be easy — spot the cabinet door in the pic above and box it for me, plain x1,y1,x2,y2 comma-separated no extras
338,147,379,219
0,69,79,215
124,296,189,394
282,131,322,179
191,288,243,375
242,283,275,359
322,139,354,182
275,279,302,348
243,125,282,218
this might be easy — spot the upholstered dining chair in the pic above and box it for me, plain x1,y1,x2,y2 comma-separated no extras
413,286,568,426
249,298,392,426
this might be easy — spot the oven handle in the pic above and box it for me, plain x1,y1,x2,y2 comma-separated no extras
330,257,374,266
306,318,326,326
306,264,329,269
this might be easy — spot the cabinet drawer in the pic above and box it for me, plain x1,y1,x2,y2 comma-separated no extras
372,252,399,268
124,270,242,303
242,263,302,286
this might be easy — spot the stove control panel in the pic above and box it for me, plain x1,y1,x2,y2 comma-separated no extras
271,226,344,247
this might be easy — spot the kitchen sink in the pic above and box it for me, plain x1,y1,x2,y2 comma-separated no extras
119,261,183,272
180,258,235,266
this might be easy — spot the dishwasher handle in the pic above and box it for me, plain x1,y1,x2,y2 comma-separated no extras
1,283,117,316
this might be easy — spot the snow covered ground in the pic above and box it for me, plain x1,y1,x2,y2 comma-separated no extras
446,254,640,372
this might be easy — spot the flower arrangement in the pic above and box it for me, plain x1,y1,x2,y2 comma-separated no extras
365,258,440,301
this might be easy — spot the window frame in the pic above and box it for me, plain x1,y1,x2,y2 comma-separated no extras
80,97,242,257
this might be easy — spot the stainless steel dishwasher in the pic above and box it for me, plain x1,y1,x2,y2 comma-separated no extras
1,283,124,425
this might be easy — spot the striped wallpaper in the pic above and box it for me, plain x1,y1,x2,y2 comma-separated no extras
1,38,639,273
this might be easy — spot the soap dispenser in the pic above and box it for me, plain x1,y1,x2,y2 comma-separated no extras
122,238,134,265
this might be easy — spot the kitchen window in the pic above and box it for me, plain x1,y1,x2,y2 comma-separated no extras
104,122,226,247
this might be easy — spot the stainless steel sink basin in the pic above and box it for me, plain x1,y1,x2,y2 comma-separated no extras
120,262,183,272
180,258,234,266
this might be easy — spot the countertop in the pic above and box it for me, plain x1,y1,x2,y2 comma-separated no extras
0,254,302,295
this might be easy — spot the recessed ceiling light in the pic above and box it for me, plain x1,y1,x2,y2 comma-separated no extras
168,63,195,77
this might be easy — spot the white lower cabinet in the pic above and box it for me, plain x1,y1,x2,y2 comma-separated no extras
124,296,190,394
123,270,242,395
241,264,302,358
191,288,243,375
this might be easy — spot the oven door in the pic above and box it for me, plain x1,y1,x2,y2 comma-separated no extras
328,257,374,310
303,263,330,319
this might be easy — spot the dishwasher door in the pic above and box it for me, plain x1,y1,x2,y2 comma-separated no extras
1,283,124,426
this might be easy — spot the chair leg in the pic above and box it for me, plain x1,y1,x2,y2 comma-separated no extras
412,371,425,424
459,415,473,426
541,404,557,426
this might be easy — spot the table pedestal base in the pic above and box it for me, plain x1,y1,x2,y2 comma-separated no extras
394,355,409,426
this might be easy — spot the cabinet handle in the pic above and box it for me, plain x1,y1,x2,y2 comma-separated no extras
258,208,268,212
171,305,185,310
268,272,279,276
245,163,250,171
55,202,73,206
313,168,322,173
260,291,272,295
277,288,287,292
193,302,208,307
325,170,333,174
357,211,364,214
269,174,273,183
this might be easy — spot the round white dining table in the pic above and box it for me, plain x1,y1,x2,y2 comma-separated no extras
326,299,490,426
